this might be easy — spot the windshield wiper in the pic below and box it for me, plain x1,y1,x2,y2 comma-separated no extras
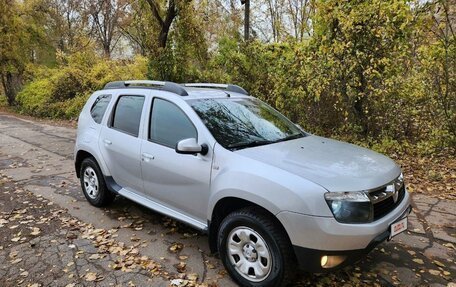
227,139,275,150
228,133,304,150
272,133,304,144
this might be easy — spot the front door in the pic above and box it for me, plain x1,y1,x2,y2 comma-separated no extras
141,98,212,221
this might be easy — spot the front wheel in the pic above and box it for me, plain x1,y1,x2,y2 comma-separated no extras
217,207,296,287
79,157,114,207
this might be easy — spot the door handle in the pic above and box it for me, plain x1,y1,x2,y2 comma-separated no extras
142,153,154,162
103,139,112,145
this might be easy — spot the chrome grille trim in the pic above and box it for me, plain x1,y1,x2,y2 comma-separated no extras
364,174,406,221
367,186,391,204
364,175,404,204
372,185,406,220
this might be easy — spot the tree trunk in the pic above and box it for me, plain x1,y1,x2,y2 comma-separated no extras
244,0,250,41
158,7,176,48
103,43,111,58
353,69,369,135
1,72,22,106
145,0,177,49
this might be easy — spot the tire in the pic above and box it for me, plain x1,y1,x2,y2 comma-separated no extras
217,207,296,287
79,157,115,207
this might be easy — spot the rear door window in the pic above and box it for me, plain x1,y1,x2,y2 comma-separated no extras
111,95,145,137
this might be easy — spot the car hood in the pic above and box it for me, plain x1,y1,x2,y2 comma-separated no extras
235,135,401,192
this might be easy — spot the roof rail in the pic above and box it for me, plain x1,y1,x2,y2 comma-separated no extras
103,80,188,97
183,83,248,95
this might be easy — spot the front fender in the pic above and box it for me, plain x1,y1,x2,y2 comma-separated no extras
207,166,332,221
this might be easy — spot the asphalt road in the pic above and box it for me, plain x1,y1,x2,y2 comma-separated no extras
0,112,455,287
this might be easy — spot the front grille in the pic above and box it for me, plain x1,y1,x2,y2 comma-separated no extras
372,185,405,221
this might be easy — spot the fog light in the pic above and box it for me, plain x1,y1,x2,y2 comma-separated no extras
320,255,328,267
320,255,346,268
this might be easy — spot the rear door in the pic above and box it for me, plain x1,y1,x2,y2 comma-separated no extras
99,93,146,193
140,97,212,221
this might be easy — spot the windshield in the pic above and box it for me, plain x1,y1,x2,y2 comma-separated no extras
190,98,305,150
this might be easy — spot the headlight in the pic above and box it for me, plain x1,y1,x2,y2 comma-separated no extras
324,192,373,223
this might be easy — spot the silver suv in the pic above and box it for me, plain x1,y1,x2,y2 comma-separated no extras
74,80,411,287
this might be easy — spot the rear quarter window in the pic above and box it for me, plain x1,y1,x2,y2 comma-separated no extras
90,94,112,124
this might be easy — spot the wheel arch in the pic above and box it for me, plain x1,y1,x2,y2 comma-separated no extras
75,150,93,177
207,196,292,255
75,149,110,178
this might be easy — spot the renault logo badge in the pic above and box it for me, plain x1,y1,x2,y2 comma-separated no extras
392,186,399,203
385,184,399,203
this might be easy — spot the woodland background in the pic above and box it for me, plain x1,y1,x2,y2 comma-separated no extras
0,0,455,161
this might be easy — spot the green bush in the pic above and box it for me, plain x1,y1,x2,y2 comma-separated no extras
16,53,148,119
15,78,54,116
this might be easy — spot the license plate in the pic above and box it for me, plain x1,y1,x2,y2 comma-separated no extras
390,217,407,239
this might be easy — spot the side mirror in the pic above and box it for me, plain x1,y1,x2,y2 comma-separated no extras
175,138,208,155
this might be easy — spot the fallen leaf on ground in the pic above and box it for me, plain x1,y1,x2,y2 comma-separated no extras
412,258,424,264
443,243,455,250
84,272,97,282
187,273,198,281
11,258,22,264
433,260,445,267
169,242,183,253
111,263,120,270
176,261,186,273
88,254,101,260
9,251,18,258
170,279,188,287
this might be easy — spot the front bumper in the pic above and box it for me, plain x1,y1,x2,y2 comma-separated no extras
293,205,411,272
277,190,412,272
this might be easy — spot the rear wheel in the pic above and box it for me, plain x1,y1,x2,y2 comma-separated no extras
217,207,296,287
79,157,114,207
